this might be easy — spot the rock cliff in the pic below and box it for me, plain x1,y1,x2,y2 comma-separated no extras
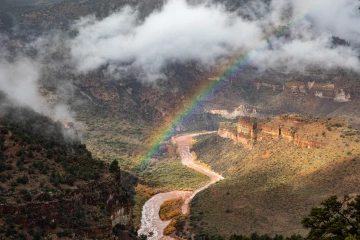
218,122,237,142
236,117,257,149
218,115,324,149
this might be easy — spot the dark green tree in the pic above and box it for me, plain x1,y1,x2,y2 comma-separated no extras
302,195,360,239
109,159,119,173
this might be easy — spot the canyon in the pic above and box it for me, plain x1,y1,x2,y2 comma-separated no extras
1,0,360,239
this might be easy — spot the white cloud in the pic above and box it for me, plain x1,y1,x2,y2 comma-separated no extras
0,58,45,113
0,37,75,123
1,0,360,106
253,33,360,73
303,0,360,45
68,0,360,80
70,0,263,80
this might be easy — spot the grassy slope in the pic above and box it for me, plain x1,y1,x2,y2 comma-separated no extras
140,161,210,191
191,135,249,177
189,120,360,237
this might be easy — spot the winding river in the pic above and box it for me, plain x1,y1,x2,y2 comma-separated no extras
138,132,224,240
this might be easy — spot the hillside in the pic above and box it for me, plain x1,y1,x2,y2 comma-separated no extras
0,105,138,239
189,115,360,237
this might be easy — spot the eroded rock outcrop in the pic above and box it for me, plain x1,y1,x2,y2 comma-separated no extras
206,105,258,119
218,122,237,142
254,78,353,102
257,124,279,141
237,117,257,149
218,115,323,149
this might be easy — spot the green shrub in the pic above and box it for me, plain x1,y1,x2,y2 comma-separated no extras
56,229,72,238
21,190,32,202
0,173,6,182
16,149,25,157
0,127,9,134
16,174,29,184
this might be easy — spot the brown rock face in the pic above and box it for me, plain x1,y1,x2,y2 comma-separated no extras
237,117,257,149
293,134,323,148
253,77,355,101
254,80,282,91
218,115,323,149
218,122,237,142
281,128,295,142
257,124,279,141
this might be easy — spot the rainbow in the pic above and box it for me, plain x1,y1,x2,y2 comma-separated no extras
137,2,326,170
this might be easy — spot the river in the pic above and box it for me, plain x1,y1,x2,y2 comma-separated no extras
138,132,224,240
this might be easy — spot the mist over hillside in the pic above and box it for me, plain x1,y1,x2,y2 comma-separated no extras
0,0,360,120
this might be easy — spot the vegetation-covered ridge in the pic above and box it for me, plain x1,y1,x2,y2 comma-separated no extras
0,105,138,239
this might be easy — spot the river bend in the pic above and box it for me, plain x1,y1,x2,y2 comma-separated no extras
138,132,223,240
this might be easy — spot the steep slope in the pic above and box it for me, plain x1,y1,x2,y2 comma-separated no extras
0,105,138,239
189,115,360,237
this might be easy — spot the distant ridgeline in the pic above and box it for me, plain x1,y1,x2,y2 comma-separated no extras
218,115,330,149
0,105,138,239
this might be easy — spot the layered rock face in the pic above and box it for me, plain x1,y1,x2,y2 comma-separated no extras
207,105,258,119
257,124,279,140
255,79,352,102
218,115,324,149
236,117,257,149
218,122,237,142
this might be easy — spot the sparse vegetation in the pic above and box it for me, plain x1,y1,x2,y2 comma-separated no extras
159,197,184,221
0,106,138,239
189,119,360,237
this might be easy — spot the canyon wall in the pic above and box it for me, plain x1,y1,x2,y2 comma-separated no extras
218,122,237,142
236,117,257,149
218,115,323,149
207,105,258,119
